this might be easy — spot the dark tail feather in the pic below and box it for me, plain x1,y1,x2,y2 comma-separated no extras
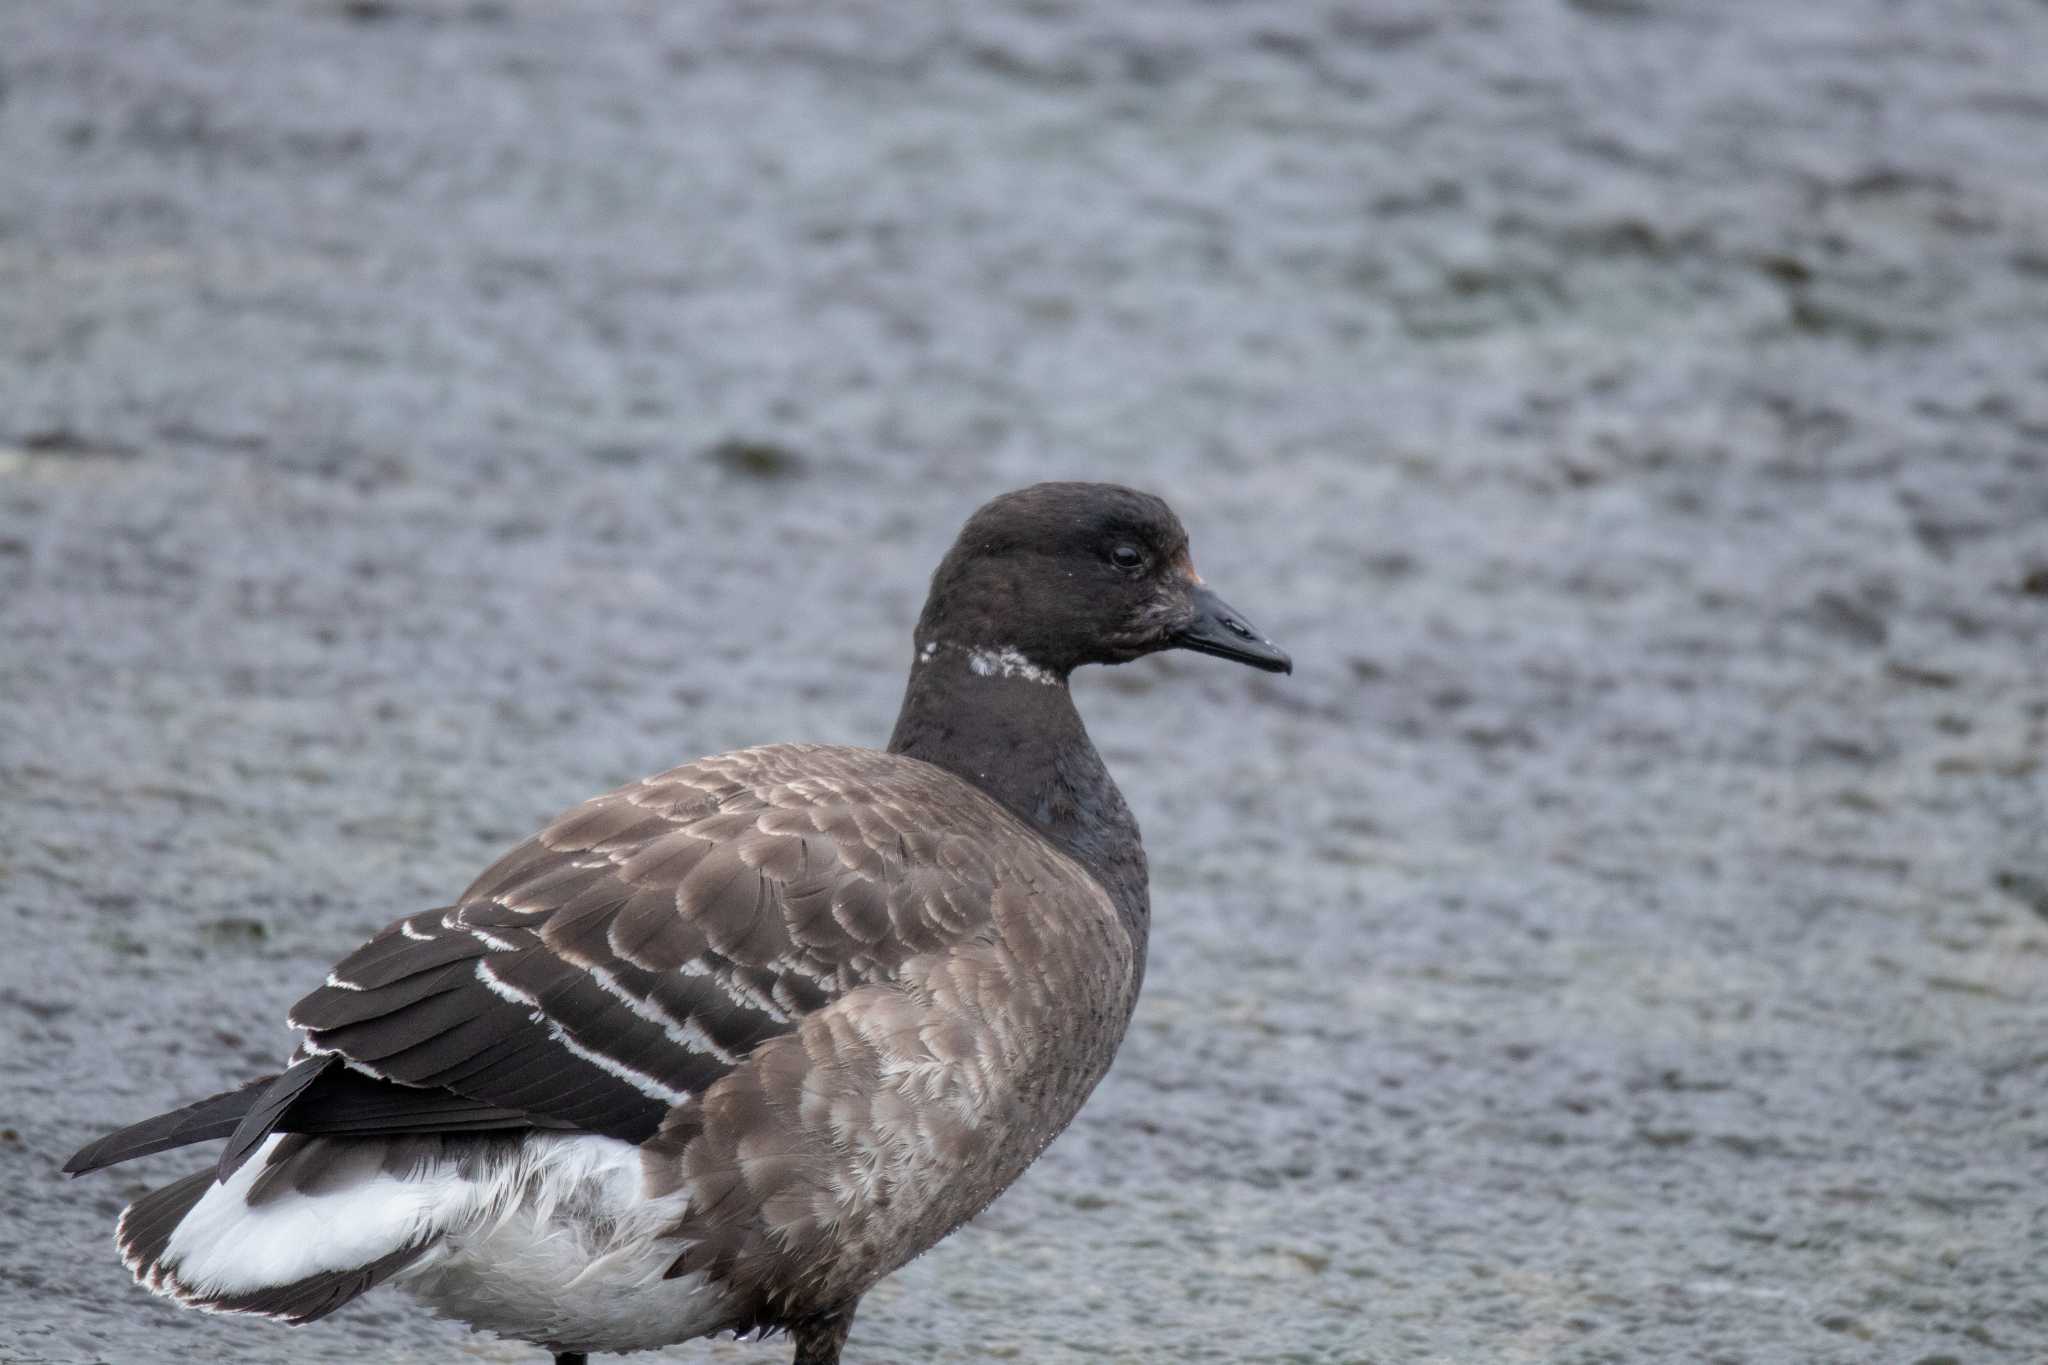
219,1055,337,1180
64,1076,274,1175
70,1054,546,1183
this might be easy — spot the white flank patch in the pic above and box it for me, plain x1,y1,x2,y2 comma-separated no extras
402,1133,733,1352
473,961,693,1105
966,646,1061,687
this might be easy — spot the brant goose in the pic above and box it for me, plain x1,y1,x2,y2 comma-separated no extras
65,482,1291,1363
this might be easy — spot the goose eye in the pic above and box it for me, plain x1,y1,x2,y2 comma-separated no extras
1110,544,1144,571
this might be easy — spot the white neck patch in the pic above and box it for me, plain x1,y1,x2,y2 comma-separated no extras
968,646,1063,687
918,640,1063,687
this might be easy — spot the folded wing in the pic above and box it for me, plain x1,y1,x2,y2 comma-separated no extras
269,745,1012,1155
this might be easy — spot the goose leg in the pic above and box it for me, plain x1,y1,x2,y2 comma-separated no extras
791,1300,859,1365
554,1354,587,1365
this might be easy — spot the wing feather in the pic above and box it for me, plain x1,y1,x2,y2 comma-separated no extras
259,744,1101,1155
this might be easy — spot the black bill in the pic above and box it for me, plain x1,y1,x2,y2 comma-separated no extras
1170,585,1292,674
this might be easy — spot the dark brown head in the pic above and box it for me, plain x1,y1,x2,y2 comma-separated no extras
912,482,1291,680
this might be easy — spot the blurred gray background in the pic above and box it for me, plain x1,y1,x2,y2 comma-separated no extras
3,2,2045,1362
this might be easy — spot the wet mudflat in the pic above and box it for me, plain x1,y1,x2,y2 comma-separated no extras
4,1,2046,1361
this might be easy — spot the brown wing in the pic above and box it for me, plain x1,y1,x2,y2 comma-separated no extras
284,744,1044,1145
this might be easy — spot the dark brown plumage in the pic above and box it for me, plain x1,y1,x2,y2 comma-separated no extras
65,482,1290,1362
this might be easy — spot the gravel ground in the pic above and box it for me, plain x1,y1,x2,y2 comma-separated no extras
4,2,2046,1362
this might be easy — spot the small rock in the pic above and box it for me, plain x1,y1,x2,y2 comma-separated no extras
703,437,808,481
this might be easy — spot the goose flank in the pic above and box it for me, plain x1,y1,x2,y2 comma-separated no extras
64,481,1292,1363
